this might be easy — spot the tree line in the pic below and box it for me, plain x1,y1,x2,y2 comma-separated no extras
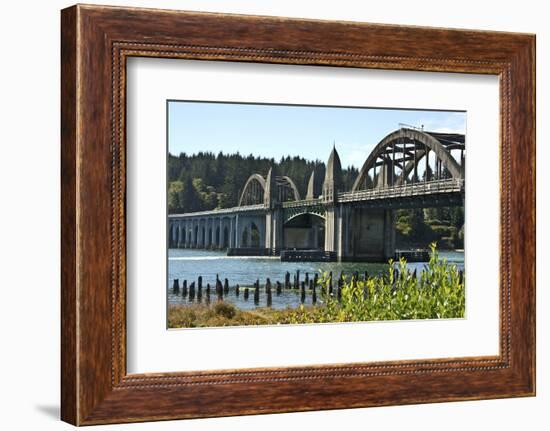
168,151,358,213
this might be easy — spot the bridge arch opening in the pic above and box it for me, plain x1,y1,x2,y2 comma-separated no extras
276,176,301,202
169,224,176,247
250,222,260,248
239,174,266,206
215,226,220,247
241,227,249,247
283,213,325,250
223,226,229,248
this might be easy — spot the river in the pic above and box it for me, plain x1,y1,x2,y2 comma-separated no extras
167,249,464,310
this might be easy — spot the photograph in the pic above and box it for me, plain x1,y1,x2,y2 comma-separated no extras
166,101,466,328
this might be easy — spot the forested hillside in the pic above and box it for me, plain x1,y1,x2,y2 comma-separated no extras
167,151,358,213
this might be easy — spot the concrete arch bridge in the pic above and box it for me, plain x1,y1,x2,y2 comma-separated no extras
169,128,465,261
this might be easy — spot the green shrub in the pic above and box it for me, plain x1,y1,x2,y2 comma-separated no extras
318,242,465,322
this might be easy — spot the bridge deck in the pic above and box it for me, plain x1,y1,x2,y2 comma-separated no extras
169,178,464,218
337,178,464,203
282,178,463,208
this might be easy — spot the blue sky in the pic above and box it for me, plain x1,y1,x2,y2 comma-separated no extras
168,101,466,170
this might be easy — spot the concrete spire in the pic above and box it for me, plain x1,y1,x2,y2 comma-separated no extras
306,170,316,200
323,146,343,202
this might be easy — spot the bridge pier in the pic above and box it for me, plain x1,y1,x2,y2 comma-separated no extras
324,206,338,255
344,207,396,262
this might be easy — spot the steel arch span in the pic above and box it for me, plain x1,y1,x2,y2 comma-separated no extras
352,128,465,192
238,173,266,206
238,172,302,206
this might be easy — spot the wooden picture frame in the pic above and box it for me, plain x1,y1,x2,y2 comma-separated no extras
61,4,535,425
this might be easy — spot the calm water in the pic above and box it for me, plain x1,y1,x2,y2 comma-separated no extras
167,249,464,310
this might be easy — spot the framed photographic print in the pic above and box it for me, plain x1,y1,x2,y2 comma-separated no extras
61,4,536,425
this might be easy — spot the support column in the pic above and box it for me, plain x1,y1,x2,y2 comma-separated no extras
337,205,351,260
264,211,272,250
272,208,283,253
180,222,184,248
234,215,240,248
219,218,223,249
185,222,190,248
383,209,396,260
258,216,266,250
324,206,338,255
176,221,182,248
200,220,206,248
229,216,235,248
208,219,214,249
169,221,174,248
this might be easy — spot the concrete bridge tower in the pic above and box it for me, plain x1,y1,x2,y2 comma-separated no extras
264,168,283,253
322,146,346,257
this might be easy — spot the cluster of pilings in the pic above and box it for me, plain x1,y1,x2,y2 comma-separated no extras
170,267,465,308
171,270,338,307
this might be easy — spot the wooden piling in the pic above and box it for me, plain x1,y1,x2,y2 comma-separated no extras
312,285,317,304
267,288,272,307
305,272,309,285
216,278,223,298
284,271,290,289
197,276,202,290
235,284,240,296
328,271,333,295
300,283,306,304
172,279,180,294
224,278,229,294
244,287,249,300
309,279,314,290
276,281,282,295
182,280,188,297
265,278,271,294
189,282,195,301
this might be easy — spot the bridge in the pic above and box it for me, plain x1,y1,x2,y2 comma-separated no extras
168,127,465,261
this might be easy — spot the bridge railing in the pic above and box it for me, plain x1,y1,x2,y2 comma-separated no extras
168,203,265,219
338,178,464,203
282,198,322,209
169,179,464,218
